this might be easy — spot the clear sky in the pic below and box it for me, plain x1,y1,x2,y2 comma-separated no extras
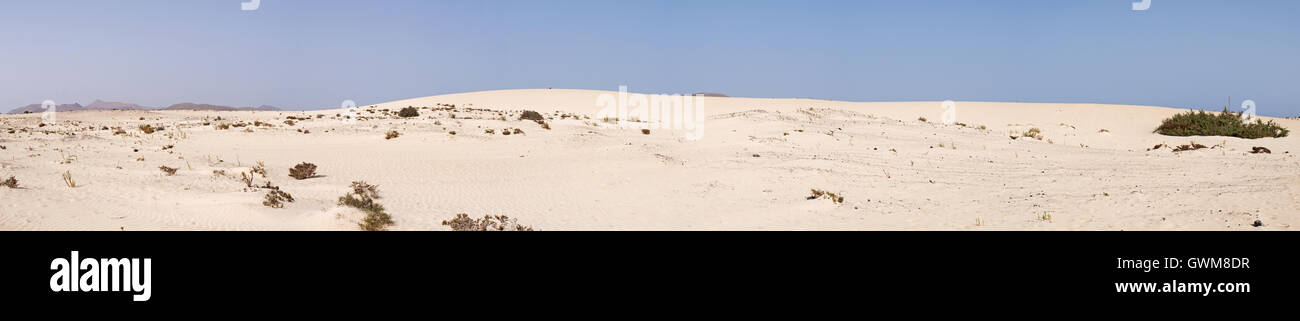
1,0,1297,116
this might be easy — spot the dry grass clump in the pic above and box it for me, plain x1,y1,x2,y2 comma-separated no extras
385,131,401,140
808,189,844,204
398,107,419,118
338,181,394,231
1023,128,1043,140
251,161,268,178
641,129,651,135
61,170,76,188
1155,109,1289,139
2,176,17,188
1251,147,1272,154
917,117,927,122
288,162,317,180
441,214,535,231
138,124,157,134
262,189,295,208
158,166,178,176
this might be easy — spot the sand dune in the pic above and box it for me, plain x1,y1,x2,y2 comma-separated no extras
1,89,1296,230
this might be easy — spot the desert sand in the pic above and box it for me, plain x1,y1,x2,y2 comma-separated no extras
1,89,1296,230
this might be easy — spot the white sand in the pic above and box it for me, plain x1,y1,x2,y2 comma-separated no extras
1,89,1296,230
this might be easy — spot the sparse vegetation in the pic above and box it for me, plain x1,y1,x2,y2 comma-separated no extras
338,181,394,231
2,176,17,188
262,189,295,208
385,131,401,139
288,162,317,180
918,117,927,122
1155,109,1289,139
1173,141,1208,152
1251,147,1272,154
808,189,845,204
641,129,651,135
159,166,178,176
1023,128,1042,140
252,161,268,178
441,214,535,231
62,170,76,188
138,124,156,134
398,107,419,118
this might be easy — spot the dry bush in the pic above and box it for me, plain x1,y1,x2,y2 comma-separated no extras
1173,141,1208,152
398,107,419,118
808,189,845,204
138,124,156,134
918,117,927,122
540,121,551,130
484,129,495,135
288,162,317,180
262,189,295,208
519,110,544,121
159,166,178,176
512,128,524,135
2,176,17,188
385,131,401,140
62,170,76,188
1251,147,1272,154
1023,128,1042,139
441,214,535,231
641,129,651,135
252,161,268,178
448,130,457,135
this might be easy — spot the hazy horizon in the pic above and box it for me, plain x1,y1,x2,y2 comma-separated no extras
2,0,1297,116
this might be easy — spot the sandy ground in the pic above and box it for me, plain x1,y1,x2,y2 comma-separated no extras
1,89,1297,230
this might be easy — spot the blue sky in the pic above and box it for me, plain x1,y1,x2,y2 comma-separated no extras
1,0,1297,116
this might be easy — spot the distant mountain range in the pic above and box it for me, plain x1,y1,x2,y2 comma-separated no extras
8,100,280,114
163,103,280,112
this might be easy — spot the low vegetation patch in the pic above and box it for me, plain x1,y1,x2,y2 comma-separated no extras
2,176,17,188
138,124,157,134
398,107,419,118
262,189,295,208
1251,146,1272,154
519,110,545,121
338,181,394,231
1172,141,1208,152
441,214,535,231
385,131,401,140
1155,109,1289,139
289,162,317,180
158,166,178,176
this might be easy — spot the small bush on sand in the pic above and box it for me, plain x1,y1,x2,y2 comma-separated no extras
262,189,295,208
1155,109,1289,139
808,189,845,204
641,129,651,135
918,117,927,122
289,162,317,180
1022,128,1042,140
441,214,535,231
1251,147,1272,154
398,107,419,118
2,176,17,188
159,166,178,176
385,131,401,140
520,110,545,121
338,181,394,231
138,124,156,134
1173,141,1208,152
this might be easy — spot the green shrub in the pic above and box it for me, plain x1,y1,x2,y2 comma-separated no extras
338,181,394,231
1155,109,1289,139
